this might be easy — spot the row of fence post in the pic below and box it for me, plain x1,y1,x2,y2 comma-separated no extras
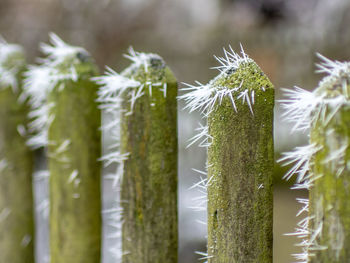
0,34,349,263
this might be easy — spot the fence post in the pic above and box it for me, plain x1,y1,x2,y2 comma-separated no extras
121,50,178,263
0,40,35,262
281,55,350,262
25,34,102,263
96,48,178,262
309,71,350,262
181,47,274,262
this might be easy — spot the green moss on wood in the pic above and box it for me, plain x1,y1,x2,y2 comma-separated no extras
207,61,274,262
0,55,35,262
48,62,102,263
121,56,178,263
309,75,350,262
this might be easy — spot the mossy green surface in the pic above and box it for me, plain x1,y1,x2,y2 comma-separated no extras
0,72,35,262
120,57,178,263
309,77,350,262
207,61,274,263
48,62,102,263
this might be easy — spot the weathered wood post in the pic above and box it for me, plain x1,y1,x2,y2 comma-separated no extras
181,46,274,262
121,51,178,263
0,39,35,262
25,34,102,263
95,48,178,263
281,55,350,262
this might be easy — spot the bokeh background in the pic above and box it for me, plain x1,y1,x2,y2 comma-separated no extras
1,0,350,262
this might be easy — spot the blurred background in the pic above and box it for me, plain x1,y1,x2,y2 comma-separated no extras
1,0,350,262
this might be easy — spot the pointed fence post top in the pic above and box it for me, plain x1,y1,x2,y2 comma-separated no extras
39,33,97,78
211,57,273,91
122,47,177,91
180,46,274,118
23,33,98,149
25,33,98,95
94,47,177,118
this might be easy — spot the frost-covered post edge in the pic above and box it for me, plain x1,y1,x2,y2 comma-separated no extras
0,38,35,263
179,46,274,263
94,48,178,263
280,55,350,262
24,33,102,263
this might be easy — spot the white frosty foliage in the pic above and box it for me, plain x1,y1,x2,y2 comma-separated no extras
280,54,350,262
23,33,89,149
40,33,87,70
179,45,256,116
26,102,55,148
94,67,140,115
212,44,251,73
316,53,350,77
279,144,320,184
123,46,164,74
280,87,320,132
95,48,168,262
0,37,25,91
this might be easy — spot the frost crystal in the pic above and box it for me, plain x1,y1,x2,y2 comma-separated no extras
23,33,90,149
123,47,164,74
179,45,257,116
40,33,88,70
94,67,140,114
212,44,251,73
280,87,320,132
280,54,350,262
0,37,25,91
188,166,214,263
316,53,350,77
187,123,212,149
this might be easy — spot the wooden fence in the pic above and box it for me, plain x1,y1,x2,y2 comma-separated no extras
0,34,349,263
